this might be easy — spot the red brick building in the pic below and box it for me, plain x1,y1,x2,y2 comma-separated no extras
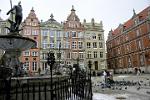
21,8,40,74
106,6,150,74
63,6,85,67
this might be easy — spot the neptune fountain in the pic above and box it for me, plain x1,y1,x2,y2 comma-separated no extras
0,1,36,79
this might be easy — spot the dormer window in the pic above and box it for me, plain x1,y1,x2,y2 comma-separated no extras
134,18,139,25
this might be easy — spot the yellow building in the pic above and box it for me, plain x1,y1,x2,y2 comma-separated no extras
83,19,106,75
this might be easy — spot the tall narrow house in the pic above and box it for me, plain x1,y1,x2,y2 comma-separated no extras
63,6,85,67
21,8,40,74
40,14,64,74
83,19,106,75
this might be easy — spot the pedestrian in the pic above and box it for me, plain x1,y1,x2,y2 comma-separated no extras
103,70,107,86
137,69,140,76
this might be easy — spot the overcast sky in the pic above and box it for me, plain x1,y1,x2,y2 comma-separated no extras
0,0,149,40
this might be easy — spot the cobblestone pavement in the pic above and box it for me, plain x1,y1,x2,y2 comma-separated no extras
92,74,150,100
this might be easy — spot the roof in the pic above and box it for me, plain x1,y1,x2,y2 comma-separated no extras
67,5,80,22
41,14,61,27
111,6,150,36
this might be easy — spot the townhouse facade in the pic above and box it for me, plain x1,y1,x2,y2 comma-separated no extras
21,8,41,74
63,6,85,68
83,19,106,75
40,14,65,74
0,6,106,75
106,6,150,73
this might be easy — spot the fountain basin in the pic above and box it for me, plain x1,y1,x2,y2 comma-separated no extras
0,35,36,51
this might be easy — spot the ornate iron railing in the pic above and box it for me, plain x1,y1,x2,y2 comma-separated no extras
0,75,92,100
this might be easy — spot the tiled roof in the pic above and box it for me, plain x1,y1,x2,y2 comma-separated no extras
67,6,80,22
111,6,150,36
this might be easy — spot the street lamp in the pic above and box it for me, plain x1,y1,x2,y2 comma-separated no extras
47,51,55,100
88,60,92,77
58,42,61,70
88,60,92,99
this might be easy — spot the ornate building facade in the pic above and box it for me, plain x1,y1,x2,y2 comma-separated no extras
63,6,85,68
21,8,40,74
40,14,65,74
14,6,106,75
83,19,106,75
106,6,150,73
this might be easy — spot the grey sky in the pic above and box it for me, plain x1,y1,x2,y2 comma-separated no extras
0,0,149,40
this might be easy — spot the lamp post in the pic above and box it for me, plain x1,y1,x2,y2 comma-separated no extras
47,51,55,100
88,60,92,99
58,42,61,70
88,60,92,79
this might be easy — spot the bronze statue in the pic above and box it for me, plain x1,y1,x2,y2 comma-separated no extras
6,1,22,32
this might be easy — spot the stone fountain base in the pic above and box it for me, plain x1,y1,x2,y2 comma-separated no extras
0,34,36,78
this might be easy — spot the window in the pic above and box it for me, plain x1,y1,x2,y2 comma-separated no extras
56,41,61,48
93,42,97,48
72,41,76,49
100,52,103,58
32,30,38,35
87,42,91,48
128,56,132,67
79,52,84,59
125,34,129,41
42,62,47,70
25,29,31,35
126,44,130,52
136,29,140,37
78,42,83,49
50,44,54,48
65,32,69,37
137,40,142,50
72,52,77,59
92,33,96,39
134,19,139,25
94,61,98,70
32,51,38,56
42,43,47,49
32,62,37,71
42,53,47,60
42,30,48,36
23,62,30,70
24,50,30,56
50,38,54,48
86,33,91,40
50,31,54,37
42,37,48,43
72,31,76,37
140,54,144,66
66,41,70,48
99,42,103,48
118,47,121,55
66,61,71,65
56,31,61,37
67,52,71,58
94,51,97,58
98,34,102,40
87,51,92,58
78,32,83,37
116,38,120,45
